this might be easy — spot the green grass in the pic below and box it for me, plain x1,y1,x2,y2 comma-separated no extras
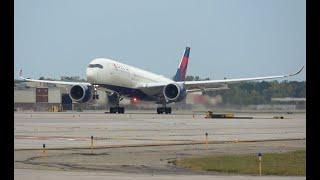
174,150,305,176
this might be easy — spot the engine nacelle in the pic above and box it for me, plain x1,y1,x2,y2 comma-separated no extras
163,83,187,102
69,85,93,103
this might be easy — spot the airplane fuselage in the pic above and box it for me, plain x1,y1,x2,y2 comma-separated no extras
86,58,174,101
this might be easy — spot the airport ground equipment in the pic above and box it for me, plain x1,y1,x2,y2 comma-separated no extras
205,111,254,119
205,111,234,118
273,116,284,119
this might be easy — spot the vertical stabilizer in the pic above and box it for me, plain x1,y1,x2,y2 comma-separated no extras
173,47,190,81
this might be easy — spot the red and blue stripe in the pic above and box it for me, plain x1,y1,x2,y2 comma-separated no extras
173,47,190,82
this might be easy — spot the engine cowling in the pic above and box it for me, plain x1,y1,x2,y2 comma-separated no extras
69,85,93,103
163,83,186,102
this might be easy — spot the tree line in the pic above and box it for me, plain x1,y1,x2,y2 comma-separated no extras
185,75,305,105
206,81,305,105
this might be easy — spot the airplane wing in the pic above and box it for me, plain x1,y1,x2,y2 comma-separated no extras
18,70,91,86
20,77,92,86
184,66,304,90
136,66,304,93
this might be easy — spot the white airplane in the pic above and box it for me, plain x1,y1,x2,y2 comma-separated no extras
19,47,304,114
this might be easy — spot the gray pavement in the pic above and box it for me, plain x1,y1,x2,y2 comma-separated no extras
14,111,306,179
15,169,305,180
14,112,305,149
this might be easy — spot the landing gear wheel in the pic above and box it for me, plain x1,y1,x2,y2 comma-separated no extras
118,107,125,114
157,107,165,114
157,107,171,114
110,107,116,113
110,107,125,114
165,107,172,114
108,92,125,114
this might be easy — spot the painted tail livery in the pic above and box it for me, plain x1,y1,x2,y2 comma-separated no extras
173,47,190,81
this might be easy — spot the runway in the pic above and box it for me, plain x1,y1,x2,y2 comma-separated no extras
14,111,306,179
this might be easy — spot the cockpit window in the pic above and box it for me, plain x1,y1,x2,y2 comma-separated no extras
88,64,103,69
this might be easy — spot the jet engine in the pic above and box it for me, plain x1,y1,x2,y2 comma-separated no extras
69,85,93,103
163,83,186,102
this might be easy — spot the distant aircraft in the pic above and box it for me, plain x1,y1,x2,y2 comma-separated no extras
19,47,304,114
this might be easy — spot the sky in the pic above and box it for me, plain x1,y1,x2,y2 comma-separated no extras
14,0,306,81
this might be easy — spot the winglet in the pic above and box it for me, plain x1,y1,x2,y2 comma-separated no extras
289,66,304,76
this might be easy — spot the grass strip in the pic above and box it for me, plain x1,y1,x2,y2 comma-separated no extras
174,150,305,176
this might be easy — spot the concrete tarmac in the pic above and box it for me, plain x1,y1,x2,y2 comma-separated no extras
14,111,306,179
15,169,305,180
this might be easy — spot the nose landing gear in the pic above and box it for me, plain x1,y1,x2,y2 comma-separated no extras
93,85,99,100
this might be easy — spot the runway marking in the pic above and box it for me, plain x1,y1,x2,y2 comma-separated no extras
14,138,305,151
15,135,90,141
14,135,197,143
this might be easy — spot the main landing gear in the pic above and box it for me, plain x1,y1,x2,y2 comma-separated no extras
157,106,172,114
108,92,125,114
109,106,125,114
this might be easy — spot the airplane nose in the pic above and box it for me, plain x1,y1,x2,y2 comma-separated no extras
86,68,97,83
